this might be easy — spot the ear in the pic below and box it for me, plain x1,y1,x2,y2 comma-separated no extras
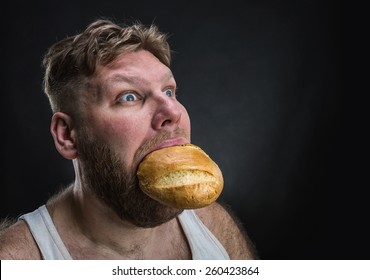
50,112,78,160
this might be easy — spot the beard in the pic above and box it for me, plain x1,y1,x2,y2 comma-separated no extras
75,127,186,228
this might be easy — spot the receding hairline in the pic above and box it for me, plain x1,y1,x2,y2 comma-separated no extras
42,18,173,115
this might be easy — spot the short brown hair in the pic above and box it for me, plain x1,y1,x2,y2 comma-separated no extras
42,18,171,117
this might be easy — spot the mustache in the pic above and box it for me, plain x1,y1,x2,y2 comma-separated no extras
133,127,189,168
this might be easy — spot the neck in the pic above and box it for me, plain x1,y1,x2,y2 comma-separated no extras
47,183,174,259
46,160,189,259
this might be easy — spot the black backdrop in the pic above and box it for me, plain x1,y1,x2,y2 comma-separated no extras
3,0,363,260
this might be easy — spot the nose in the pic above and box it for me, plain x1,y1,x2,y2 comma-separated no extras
151,95,182,130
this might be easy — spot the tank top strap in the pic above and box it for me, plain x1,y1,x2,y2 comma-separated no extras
19,205,72,260
178,210,230,260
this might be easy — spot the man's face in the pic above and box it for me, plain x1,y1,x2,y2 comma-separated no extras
75,50,191,227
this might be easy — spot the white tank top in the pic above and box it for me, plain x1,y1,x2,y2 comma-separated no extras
19,205,230,260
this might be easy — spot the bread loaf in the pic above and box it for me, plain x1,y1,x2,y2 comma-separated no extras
137,144,224,209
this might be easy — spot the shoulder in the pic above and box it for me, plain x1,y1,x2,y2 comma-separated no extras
0,219,42,259
195,202,259,259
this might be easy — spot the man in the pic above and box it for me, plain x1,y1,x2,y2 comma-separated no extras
0,18,257,259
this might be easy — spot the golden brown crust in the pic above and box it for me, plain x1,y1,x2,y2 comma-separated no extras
137,144,223,209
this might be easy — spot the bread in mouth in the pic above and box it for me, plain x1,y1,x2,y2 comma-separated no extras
137,143,224,209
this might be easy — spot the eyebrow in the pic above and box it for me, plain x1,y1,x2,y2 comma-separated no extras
96,71,175,102
106,71,174,87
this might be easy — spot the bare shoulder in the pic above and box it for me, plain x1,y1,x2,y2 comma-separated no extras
195,202,259,259
0,219,41,260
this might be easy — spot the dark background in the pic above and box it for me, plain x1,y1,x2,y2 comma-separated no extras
3,0,365,260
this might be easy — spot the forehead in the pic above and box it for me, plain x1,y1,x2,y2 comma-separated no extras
95,50,174,87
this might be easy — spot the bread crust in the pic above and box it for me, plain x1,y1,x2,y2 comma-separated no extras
137,144,224,209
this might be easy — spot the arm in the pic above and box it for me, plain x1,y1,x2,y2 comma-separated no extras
0,219,42,260
195,202,259,259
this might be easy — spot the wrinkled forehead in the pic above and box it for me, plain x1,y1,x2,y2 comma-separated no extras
87,50,175,100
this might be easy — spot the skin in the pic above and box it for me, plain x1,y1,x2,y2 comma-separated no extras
0,50,257,259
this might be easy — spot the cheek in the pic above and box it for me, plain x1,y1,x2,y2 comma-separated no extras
180,106,192,138
96,117,147,154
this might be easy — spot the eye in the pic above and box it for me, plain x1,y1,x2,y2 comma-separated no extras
165,88,175,97
118,92,139,103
